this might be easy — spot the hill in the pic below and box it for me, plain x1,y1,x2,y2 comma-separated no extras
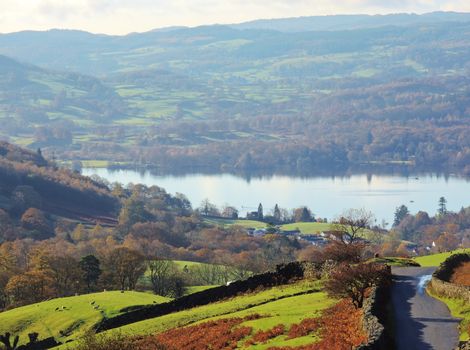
232,12,470,32
0,141,118,241
0,55,127,150
0,291,169,345
1,14,470,174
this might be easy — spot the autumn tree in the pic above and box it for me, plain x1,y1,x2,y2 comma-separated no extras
322,241,366,263
293,207,313,222
435,232,460,252
326,263,389,309
45,255,82,296
20,208,52,240
5,270,54,307
103,247,146,290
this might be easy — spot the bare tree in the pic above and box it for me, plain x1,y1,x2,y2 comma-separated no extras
330,208,375,245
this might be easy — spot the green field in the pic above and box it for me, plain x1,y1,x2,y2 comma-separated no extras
428,288,470,341
414,249,470,267
280,222,331,234
204,218,267,229
59,280,331,349
205,218,333,234
0,291,170,345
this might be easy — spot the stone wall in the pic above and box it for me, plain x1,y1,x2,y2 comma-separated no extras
429,253,470,350
96,261,306,332
356,282,394,350
429,277,470,303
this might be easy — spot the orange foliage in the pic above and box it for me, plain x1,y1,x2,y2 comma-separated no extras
269,299,367,350
450,262,470,286
244,324,285,346
136,315,262,350
287,318,321,339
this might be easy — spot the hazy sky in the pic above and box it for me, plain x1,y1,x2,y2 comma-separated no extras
1,0,470,35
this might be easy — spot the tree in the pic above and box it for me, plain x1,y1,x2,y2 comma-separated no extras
148,259,185,297
71,223,87,241
438,197,447,215
325,263,389,309
5,270,55,307
435,232,460,252
331,209,374,245
222,206,239,219
20,208,52,240
104,247,146,290
198,199,220,217
79,255,102,293
45,255,82,296
393,205,409,227
322,241,366,263
293,207,312,222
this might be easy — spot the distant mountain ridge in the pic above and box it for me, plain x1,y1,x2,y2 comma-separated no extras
230,11,470,32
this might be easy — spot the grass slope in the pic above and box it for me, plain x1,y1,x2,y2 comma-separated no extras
0,291,169,345
428,289,470,341
414,248,470,267
61,280,332,349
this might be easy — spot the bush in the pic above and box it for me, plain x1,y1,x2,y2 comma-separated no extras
72,332,166,350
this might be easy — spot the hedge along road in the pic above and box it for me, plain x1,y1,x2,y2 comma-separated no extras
391,267,460,350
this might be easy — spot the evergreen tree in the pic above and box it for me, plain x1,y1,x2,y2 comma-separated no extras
438,197,447,215
393,205,409,226
79,255,101,293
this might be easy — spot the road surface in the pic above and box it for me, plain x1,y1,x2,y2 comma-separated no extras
391,267,460,350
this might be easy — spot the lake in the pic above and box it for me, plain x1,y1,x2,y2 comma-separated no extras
82,169,470,226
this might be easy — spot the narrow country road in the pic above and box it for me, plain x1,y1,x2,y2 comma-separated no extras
391,267,460,350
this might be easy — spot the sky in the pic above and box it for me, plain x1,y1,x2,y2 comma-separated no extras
1,0,470,35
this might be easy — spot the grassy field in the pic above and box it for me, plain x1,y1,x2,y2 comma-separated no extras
280,222,331,234
0,291,170,345
414,249,470,267
369,257,419,267
428,289,470,341
58,280,332,349
424,249,470,340
204,218,333,234
204,218,267,229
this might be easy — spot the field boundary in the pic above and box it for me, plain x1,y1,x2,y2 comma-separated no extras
95,262,307,332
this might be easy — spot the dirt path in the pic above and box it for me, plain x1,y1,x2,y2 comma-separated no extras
391,267,460,350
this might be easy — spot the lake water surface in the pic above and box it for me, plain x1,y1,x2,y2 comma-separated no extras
82,169,470,226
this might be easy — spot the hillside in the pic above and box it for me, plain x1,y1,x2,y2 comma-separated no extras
0,55,127,150
0,14,470,174
0,291,169,345
232,12,470,32
0,141,118,241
